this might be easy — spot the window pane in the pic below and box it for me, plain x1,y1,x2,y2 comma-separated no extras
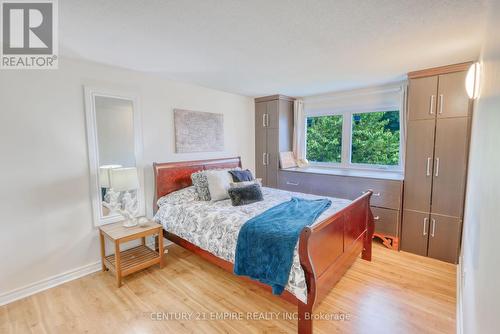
306,115,343,163
351,111,400,166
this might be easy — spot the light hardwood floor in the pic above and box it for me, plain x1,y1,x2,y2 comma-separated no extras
0,241,456,334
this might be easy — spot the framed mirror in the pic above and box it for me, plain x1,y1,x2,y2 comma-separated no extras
84,87,145,226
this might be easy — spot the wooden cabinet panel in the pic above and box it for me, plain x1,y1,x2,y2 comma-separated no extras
431,117,470,217
408,76,438,121
401,210,430,256
278,99,294,152
266,100,279,129
266,128,279,188
428,214,461,263
372,207,399,236
255,128,267,186
403,120,435,213
437,71,471,119
255,102,267,131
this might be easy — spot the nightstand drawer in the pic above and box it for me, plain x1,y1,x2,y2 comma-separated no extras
372,207,399,236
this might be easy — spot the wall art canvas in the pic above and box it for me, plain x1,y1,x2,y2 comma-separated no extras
174,109,224,153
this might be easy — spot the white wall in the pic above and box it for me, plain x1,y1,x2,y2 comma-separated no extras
0,58,254,300
461,1,500,333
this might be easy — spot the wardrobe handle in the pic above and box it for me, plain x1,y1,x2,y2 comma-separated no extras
431,219,436,237
266,153,270,166
429,95,436,115
262,114,266,127
435,157,440,177
286,181,299,186
426,157,431,176
262,153,267,166
423,217,428,236
438,94,444,114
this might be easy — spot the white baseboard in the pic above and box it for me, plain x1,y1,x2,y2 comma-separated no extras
0,261,101,307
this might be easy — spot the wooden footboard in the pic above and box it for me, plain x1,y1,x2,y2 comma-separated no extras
153,158,374,334
297,191,373,334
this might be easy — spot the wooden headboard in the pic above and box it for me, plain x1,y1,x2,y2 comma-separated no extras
153,157,242,212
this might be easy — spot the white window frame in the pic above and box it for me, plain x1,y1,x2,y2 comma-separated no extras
305,106,404,172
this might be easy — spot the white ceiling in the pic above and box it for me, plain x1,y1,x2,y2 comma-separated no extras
60,0,488,97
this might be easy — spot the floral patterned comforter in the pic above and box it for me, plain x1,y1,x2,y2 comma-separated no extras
154,186,351,303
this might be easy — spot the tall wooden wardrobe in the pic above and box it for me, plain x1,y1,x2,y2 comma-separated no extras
254,95,294,187
401,63,472,263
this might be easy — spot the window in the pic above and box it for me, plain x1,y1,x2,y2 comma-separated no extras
351,111,400,166
306,115,343,163
305,109,402,170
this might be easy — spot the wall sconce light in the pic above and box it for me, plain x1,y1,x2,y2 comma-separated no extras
466,62,481,99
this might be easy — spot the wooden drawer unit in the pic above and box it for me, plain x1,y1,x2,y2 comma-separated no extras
306,174,402,210
372,207,399,236
278,170,312,193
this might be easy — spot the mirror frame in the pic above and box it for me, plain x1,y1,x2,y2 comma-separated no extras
84,86,145,226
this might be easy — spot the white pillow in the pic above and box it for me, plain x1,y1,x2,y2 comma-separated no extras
206,170,233,201
157,186,197,207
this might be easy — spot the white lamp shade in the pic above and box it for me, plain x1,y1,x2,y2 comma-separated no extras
109,167,139,192
99,164,122,188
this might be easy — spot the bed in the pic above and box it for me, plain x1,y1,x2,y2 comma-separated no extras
153,157,374,334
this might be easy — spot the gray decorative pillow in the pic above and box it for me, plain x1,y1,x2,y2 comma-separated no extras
191,171,211,201
228,183,264,206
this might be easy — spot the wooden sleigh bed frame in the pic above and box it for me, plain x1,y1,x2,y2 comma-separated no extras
153,157,374,334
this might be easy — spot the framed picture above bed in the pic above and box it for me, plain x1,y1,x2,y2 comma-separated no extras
174,109,224,153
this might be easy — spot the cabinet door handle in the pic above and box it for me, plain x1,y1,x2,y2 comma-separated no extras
362,189,381,196
262,114,267,127
286,181,299,186
426,157,431,176
423,217,428,236
435,157,440,177
429,95,436,115
262,153,267,166
266,153,270,166
438,94,444,114
431,218,436,237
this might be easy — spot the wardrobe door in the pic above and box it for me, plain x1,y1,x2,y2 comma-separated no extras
431,117,469,217
255,101,267,131
266,128,279,188
401,210,430,256
437,71,471,119
408,76,438,121
403,120,435,213
255,128,268,186
427,214,461,263
266,99,279,129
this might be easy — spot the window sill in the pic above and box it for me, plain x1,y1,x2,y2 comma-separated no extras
280,165,404,181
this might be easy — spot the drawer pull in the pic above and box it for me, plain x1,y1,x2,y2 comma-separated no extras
373,216,380,221
286,181,299,186
362,189,381,196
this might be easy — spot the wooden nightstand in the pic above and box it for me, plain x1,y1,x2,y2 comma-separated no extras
99,220,164,287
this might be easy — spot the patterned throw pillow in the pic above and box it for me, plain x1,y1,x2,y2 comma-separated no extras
157,186,197,207
191,171,211,201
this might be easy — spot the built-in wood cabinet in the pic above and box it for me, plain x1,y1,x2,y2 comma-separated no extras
401,63,472,264
254,95,294,187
